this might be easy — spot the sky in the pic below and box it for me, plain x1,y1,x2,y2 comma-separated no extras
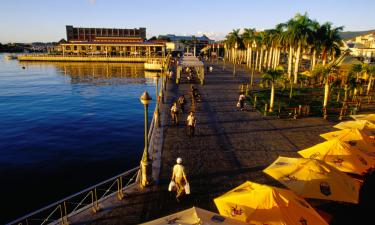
1,0,375,43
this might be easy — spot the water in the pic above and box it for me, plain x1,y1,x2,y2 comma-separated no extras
0,54,161,223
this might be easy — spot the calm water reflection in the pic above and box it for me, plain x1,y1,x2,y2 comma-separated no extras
0,55,160,223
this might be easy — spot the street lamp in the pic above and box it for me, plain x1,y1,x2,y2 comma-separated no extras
233,42,238,76
154,73,160,127
251,41,257,86
140,91,152,188
223,44,227,71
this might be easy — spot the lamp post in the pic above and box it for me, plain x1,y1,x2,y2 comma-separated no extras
223,44,227,71
251,41,257,86
140,91,152,188
154,74,160,127
233,42,238,76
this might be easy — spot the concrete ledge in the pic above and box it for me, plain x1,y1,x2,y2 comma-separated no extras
17,55,163,63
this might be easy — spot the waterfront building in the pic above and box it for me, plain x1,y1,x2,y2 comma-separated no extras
345,32,375,63
51,26,165,57
158,34,214,55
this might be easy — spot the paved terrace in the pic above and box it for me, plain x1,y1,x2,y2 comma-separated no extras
70,62,374,225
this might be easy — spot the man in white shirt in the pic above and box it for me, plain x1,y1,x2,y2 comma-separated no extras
170,102,178,125
186,111,196,137
171,157,188,201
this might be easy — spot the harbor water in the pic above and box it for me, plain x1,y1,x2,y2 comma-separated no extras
0,54,160,223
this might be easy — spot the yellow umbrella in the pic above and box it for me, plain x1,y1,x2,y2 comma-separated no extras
214,181,328,225
263,156,361,203
351,114,375,122
333,120,375,138
298,139,375,175
320,128,375,153
141,207,248,225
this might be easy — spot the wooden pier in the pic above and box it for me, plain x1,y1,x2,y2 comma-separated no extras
9,61,375,225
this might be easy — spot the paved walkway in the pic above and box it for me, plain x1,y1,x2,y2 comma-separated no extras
78,62,337,224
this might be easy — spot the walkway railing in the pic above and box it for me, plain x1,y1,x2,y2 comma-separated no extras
6,167,139,225
7,55,171,225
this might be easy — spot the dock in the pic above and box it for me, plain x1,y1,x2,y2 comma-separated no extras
63,62,336,224
9,60,375,225
17,55,164,63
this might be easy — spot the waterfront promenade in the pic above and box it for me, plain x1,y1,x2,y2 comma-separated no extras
65,62,339,224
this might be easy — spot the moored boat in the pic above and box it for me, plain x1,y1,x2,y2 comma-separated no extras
144,59,163,71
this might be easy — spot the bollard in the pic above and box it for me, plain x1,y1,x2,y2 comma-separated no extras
264,104,268,116
323,107,327,120
253,96,257,108
298,105,302,115
339,105,344,120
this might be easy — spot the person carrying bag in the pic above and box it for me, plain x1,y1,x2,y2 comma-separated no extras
170,157,189,201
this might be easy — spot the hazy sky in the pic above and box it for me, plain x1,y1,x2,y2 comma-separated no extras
1,0,374,43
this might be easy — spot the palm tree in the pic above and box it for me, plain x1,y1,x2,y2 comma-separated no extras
242,28,256,68
319,22,344,66
365,64,375,95
262,66,284,112
312,64,337,108
288,13,314,84
225,29,242,63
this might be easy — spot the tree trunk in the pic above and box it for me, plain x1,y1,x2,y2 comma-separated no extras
367,76,373,95
264,50,268,68
255,49,259,71
288,45,294,79
259,48,264,71
322,49,327,66
289,82,293,99
268,47,273,69
344,85,348,102
312,49,317,70
270,82,275,112
323,81,330,108
293,43,301,84
249,47,253,69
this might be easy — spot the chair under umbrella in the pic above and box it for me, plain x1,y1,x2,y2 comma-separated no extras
263,156,361,203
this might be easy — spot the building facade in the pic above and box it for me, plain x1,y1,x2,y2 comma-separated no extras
51,26,165,57
346,32,375,63
66,26,146,42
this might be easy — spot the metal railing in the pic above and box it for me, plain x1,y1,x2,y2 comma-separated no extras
6,167,139,225
7,55,172,225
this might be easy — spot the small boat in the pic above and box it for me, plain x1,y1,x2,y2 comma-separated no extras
144,59,163,71
5,55,17,60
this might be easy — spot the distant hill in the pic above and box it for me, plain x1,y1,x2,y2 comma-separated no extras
339,30,375,40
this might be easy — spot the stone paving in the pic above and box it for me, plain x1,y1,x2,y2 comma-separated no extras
75,61,339,225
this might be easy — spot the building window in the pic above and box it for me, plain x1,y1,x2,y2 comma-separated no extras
81,46,86,50
74,46,77,51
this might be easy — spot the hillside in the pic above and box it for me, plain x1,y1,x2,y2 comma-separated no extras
340,29,375,40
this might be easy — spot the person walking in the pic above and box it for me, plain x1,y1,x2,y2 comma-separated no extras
238,93,246,111
186,111,196,137
170,102,178,125
171,157,188,202
178,95,186,113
